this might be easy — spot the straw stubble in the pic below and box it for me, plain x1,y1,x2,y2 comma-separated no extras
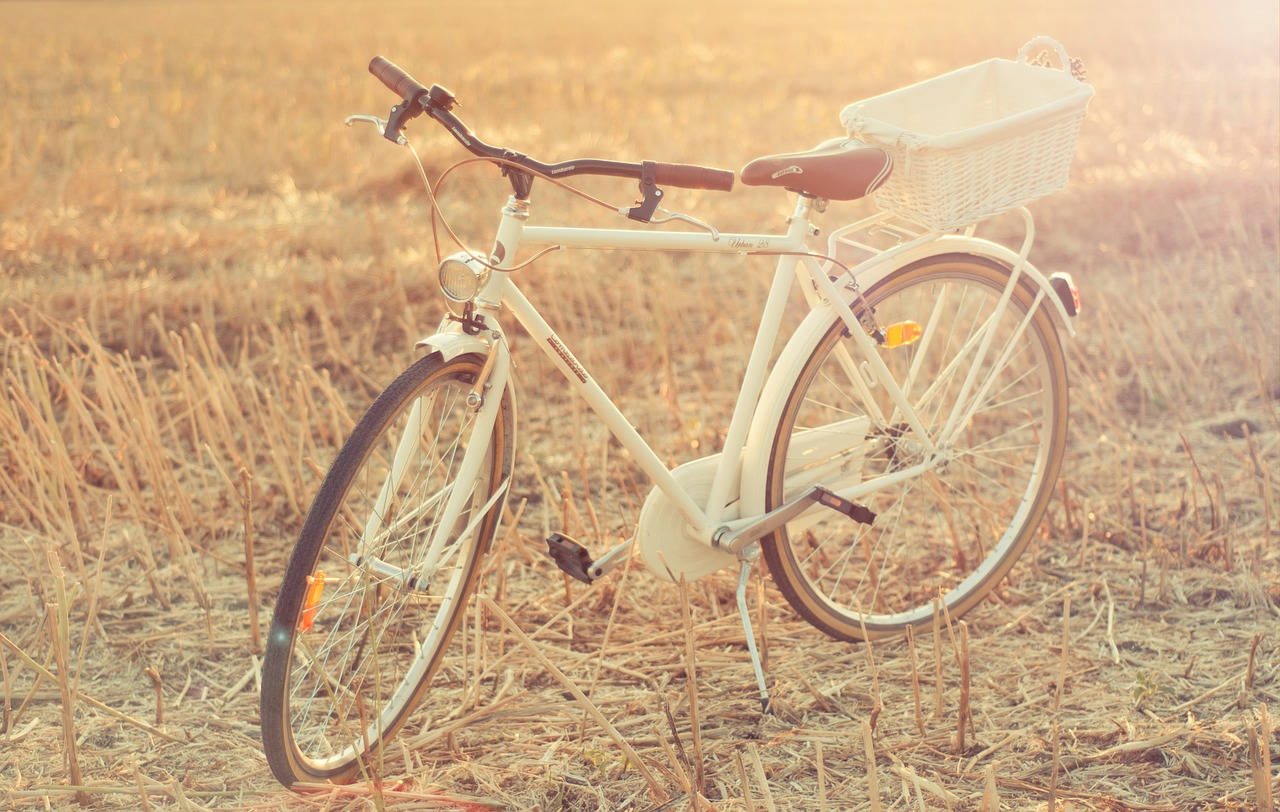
0,2,1276,808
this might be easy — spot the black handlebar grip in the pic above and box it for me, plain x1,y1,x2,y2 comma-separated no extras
369,56,430,104
654,162,736,192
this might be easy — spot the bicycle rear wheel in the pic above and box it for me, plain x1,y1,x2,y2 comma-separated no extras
764,254,1068,641
260,352,513,786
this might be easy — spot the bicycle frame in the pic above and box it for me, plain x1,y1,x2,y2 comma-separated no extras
418,193,1074,580
260,56,1091,783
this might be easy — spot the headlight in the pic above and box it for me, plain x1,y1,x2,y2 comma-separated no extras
437,252,492,303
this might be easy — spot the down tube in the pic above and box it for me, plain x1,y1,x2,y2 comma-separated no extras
500,282,713,537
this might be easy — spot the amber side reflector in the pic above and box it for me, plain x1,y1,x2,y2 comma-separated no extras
883,321,922,348
298,572,326,632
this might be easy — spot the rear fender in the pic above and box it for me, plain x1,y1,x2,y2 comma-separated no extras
740,237,1073,520
850,235,1077,336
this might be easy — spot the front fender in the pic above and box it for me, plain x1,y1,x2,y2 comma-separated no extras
414,326,493,362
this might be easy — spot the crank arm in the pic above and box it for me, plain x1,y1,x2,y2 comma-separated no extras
713,485,875,555
588,538,634,580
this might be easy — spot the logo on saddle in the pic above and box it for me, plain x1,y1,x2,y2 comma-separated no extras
770,165,803,179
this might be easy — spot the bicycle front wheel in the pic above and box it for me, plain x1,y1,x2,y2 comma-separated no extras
261,352,513,786
764,254,1068,641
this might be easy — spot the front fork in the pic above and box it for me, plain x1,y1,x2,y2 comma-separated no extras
417,339,510,577
352,330,511,590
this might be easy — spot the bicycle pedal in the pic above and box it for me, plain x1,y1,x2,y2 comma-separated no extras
546,533,595,584
813,486,876,525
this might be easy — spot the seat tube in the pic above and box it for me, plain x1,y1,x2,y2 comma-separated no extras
703,196,816,525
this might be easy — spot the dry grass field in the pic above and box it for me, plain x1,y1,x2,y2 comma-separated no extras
2,0,1278,809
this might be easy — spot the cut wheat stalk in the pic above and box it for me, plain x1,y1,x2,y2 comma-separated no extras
1054,594,1071,715
814,739,828,812
1101,578,1120,664
1250,703,1274,812
863,717,883,812
888,753,961,807
132,757,154,812
238,468,262,654
1178,431,1218,533
860,615,883,733
2,626,201,744
144,665,163,725
1166,674,1241,716
932,596,945,720
1047,720,1062,812
7,784,247,802
978,762,1001,812
1,647,11,738
906,624,925,736
655,686,691,777
789,666,838,714
1047,593,1072,812
480,595,669,804
3,370,84,554
965,730,1022,772
574,545,636,735
1138,501,1150,606
654,723,693,794
677,575,707,798
956,621,972,755
45,548,87,806
733,748,757,812
1077,729,1192,763
746,742,777,812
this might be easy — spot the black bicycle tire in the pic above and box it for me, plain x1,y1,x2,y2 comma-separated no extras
260,351,513,786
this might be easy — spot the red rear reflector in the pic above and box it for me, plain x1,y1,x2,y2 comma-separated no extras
1049,273,1081,317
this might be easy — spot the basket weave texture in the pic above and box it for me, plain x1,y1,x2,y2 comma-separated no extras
841,41,1093,231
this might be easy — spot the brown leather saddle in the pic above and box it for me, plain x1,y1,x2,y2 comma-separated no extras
740,138,892,201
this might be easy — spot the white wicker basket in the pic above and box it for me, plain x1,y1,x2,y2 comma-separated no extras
841,37,1093,231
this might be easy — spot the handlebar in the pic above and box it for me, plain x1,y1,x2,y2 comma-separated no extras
369,56,430,105
653,162,736,192
366,56,735,201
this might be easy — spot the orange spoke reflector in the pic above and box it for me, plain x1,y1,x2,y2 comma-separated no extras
298,571,326,632
884,321,922,348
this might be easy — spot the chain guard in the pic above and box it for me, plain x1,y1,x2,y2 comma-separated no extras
637,455,738,582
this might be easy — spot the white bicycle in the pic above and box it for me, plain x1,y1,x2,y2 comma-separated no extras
260,50,1086,787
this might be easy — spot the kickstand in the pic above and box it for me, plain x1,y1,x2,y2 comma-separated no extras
735,547,770,713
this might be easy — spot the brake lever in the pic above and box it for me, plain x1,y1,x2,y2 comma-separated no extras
345,114,406,145
648,207,721,240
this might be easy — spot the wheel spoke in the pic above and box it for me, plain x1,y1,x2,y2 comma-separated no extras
261,355,509,786
765,256,1066,639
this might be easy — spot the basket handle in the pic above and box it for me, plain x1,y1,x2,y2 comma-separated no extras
1018,36,1088,82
